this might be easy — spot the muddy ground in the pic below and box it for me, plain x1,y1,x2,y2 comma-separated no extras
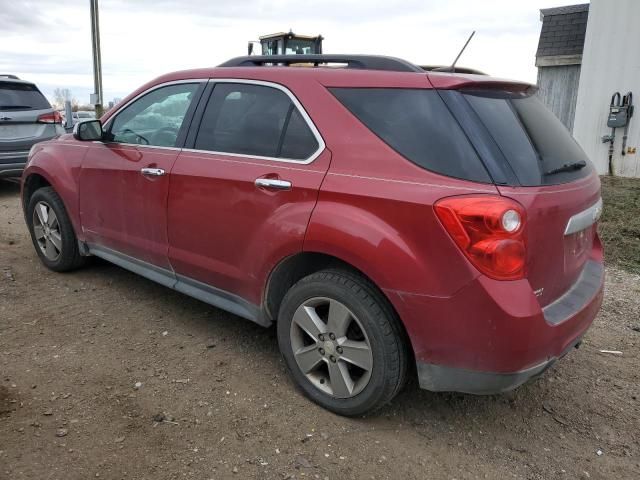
0,179,638,480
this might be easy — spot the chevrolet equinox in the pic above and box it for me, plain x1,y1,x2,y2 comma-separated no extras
21,55,604,416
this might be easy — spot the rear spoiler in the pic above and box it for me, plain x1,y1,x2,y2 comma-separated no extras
427,72,537,95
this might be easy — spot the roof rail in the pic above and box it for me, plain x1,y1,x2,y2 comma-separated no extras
0,74,20,80
218,55,424,73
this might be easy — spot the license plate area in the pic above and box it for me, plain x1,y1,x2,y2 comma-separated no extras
564,224,594,270
0,124,41,141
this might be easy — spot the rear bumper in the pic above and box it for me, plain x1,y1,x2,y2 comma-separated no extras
417,336,583,394
0,147,31,177
387,255,604,395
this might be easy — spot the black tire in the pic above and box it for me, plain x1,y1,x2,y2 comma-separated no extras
277,269,409,416
26,187,86,272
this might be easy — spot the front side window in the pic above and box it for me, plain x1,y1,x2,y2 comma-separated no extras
194,83,319,160
107,83,199,147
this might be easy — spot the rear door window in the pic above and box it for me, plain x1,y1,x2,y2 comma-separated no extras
462,91,592,186
0,82,50,110
194,83,319,161
329,88,491,183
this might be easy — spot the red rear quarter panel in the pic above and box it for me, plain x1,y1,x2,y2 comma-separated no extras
296,77,503,357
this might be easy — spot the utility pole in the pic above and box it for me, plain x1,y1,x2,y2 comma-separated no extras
90,0,104,117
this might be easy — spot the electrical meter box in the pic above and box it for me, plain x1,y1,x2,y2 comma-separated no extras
608,106,629,128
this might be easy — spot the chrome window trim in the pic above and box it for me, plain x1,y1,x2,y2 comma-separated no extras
91,141,183,152
98,77,326,164
564,197,603,235
183,78,325,165
100,78,208,146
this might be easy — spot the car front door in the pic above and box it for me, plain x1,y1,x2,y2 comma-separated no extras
79,81,204,274
167,80,329,306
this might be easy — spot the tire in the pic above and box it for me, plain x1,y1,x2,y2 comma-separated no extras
26,187,86,272
277,269,408,416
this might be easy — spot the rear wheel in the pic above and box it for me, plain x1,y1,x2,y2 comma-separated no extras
27,187,85,272
277,269,408,416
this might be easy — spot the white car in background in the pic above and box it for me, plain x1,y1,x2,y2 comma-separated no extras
72,111,96,125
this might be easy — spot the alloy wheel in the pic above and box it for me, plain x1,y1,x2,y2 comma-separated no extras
289,297,373,398
32,201,62,261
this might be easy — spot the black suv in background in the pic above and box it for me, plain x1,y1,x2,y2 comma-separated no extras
0,75,64,178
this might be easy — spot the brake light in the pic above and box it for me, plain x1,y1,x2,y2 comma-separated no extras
434,195,526,280
37,111,63,124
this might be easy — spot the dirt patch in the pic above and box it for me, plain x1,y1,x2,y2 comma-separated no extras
1,179,639,479
0,385,17,418
599,175,640,274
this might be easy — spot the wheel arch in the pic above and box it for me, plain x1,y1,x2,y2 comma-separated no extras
264,250,415,362
21,164,84,242
22,172,52,212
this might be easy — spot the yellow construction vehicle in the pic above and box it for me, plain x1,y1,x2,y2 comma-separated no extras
248,30,323,56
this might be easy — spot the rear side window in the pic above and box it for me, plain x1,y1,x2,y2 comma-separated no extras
463,91,592,186
195,83,319,160
0,82,50,110
329,88,491,183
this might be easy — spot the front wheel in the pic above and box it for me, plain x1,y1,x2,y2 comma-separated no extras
277,269,408,416
26,187,86,272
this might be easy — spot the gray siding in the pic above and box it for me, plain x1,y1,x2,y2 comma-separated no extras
536,64,582,132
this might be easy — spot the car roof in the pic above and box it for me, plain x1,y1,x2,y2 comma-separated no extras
102,58,534,123
0,75,36,86
148,65,531,88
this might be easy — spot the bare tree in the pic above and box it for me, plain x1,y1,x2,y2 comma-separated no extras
52,88,76,109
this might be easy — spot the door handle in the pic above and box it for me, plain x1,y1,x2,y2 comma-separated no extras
141,167,165,177
254,178,292,190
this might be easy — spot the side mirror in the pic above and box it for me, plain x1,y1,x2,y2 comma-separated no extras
73,119,103,141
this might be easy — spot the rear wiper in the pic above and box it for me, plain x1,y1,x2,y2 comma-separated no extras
544,160,587,176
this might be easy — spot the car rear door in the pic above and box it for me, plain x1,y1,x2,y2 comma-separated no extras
167,80,329,305
0,80,60,172
79,81,205,276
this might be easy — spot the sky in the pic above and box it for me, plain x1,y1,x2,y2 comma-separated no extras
0,0,574,105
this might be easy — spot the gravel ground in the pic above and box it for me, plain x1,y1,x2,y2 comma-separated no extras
1,179,639,480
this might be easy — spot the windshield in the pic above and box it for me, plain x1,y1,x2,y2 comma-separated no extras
462,91,593,186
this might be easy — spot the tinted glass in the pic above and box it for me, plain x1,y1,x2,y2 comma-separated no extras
280,109,319,159
463,92,592,186
330,88,490,183
108,83,199,147
0,82,50,110
195,83,318,160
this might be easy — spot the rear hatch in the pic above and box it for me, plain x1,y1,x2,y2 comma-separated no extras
432,76,600,306
0,80,58,162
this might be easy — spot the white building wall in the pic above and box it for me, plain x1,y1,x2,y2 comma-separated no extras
573,0,640,177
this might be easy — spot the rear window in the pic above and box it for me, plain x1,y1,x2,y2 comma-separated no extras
0,82,50,110
462,91,592,186
330,88,491,183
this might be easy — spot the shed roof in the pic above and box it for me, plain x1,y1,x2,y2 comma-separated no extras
536,3,589,59
540,3,589,17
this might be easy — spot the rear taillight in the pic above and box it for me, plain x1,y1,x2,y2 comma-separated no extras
37,111,63,124
434,195,526,280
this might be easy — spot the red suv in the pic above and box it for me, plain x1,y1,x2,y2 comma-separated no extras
21,55,604,416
